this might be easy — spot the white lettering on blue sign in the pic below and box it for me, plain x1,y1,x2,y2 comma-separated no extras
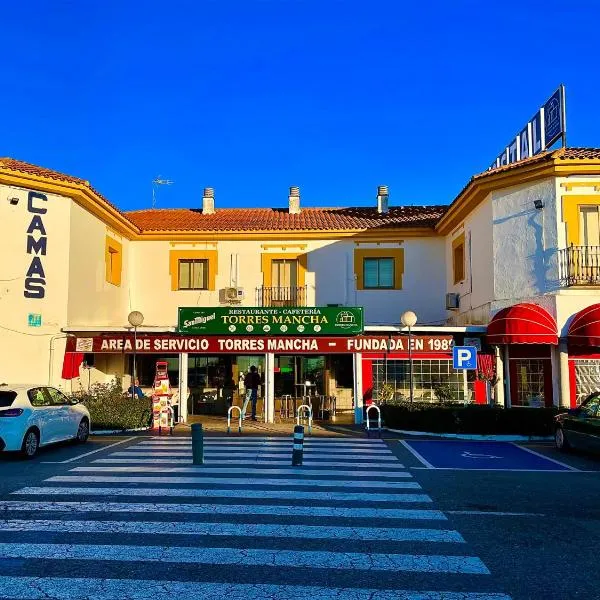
453,346,477,370
489,86,564,171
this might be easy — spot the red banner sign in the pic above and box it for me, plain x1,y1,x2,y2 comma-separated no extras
71,334,455,355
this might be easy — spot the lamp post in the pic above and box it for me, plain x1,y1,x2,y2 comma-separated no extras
127,311,144,401
401,310,418,404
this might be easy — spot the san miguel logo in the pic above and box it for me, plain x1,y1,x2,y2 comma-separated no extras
24,191,48,299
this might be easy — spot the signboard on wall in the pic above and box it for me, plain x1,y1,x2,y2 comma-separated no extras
178,306,364,336
71,334,453,355
488,85,566,170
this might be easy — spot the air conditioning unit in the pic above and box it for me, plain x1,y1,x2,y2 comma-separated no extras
219,287,245,304
445,293,460,310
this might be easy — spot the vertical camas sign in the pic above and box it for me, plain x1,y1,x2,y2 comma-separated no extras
24,191,48,299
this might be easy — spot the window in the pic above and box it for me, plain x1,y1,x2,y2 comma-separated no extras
372,359,471,403
363,257,394,289
46,387,69,406
574,360,600,405
514,359,546,407
271,259,298,289
579,206,600,247
354,249,404,290
452,234,465,284
178,259,208,290
105,237,122,286
0,391,17,408
28,388,50,407
170,250,217,291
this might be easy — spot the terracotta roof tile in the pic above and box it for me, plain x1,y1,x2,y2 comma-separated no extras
0,157,89,185
125,206,447,232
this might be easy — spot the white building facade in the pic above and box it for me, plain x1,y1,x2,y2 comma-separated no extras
2,149,600,424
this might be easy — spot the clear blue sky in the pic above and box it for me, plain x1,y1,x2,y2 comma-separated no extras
2,1,599,212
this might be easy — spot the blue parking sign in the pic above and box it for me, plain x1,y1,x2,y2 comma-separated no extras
453,346,477,370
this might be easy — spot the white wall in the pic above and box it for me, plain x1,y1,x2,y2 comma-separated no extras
492,177,558,302
67,202,131,327
0,184,71,383
129,236,447,327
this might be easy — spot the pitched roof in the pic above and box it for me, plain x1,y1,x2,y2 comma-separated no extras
0,157,89,185
125,205,447,232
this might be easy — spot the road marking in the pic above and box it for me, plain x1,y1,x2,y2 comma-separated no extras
109,451,397,459
446,510,546,517
46,475,421,489
0,543,493,572
93,458,403,468
399,440,435,469
410,467,581,472
461,452,503,459
139,437,385,443
40,437,137,464
0,500,443,520
135,444,391,452
0,519,463,542
0,578,512,600
70,466,411,478
511,443,580,471
13,486,429,502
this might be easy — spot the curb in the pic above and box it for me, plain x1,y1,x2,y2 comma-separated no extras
385,428,553,442
91,427,150,436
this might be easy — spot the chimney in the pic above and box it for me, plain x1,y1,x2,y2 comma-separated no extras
202,187,215,215
377,185,389,214
288,186,301,215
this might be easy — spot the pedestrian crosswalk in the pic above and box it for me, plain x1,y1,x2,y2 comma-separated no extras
0,435,511,599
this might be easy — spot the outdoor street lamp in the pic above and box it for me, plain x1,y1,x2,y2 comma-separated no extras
401,310,418,404
128,311,144,401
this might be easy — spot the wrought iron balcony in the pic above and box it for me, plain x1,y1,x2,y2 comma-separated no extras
256,286,307,307
559,245,600,286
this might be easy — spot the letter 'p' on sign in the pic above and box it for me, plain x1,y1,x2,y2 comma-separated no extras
453,346,477,370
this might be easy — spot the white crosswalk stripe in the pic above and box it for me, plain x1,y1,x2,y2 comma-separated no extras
2,435,511,599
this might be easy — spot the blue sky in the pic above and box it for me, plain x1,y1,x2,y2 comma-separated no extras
2,1,599,212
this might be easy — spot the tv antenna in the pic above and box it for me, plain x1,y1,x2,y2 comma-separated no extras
152,176,174,208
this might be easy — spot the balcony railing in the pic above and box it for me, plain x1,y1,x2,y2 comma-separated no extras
256,286,306,307
559,245,600,286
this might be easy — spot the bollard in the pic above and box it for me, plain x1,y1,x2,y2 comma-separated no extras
292,425,304,466
191,423,204,465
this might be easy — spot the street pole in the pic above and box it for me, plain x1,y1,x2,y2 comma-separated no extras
132,325,137,402
408,324,414,405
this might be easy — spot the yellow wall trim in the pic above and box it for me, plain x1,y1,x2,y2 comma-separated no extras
169,250,218,291
562,195,600,246
354,248,404,290
261,252,308,288
105,236,123,286
260,244,307,250
560,181,600,192
452,233,465,284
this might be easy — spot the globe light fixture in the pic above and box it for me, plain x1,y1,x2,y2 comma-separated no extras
401,310,418,404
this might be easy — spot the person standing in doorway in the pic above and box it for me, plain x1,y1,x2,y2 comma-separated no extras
242,365,260,421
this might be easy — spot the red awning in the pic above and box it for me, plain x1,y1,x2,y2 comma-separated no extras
568,303,600,346
487,303,558,345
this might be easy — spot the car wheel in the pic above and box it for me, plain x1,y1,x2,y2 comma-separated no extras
21,429,39,459
555,426,570,452
76,418,90,444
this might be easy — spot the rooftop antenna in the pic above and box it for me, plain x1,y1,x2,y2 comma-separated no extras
152,176,174,208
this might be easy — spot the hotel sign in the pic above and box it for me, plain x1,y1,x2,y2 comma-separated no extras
488,85,566,170
178,306,364,336
71,334,454,354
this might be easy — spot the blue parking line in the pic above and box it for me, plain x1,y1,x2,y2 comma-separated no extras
402,440,577,471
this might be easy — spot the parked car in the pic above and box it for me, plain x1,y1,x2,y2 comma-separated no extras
555,392,600,453
0,384,90,458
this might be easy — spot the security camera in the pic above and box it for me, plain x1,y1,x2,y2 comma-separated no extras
8,197,19,205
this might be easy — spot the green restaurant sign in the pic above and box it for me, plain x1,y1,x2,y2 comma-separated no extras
178,306,364,336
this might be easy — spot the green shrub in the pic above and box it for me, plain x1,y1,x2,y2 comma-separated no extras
380,403,560,436
70,379,152,431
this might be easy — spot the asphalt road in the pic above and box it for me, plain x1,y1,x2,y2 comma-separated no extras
0,433,598,600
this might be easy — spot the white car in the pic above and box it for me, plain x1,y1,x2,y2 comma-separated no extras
0,384,90,458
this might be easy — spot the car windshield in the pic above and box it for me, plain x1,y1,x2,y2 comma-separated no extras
0,391,17,408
